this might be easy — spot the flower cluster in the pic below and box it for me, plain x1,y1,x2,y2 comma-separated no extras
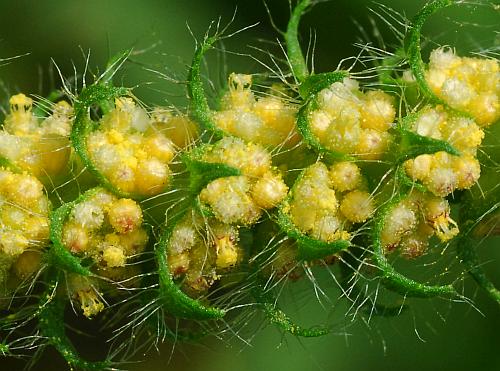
0,0,498,369
425,47,499,126
199,137,288,225
168,210,242,295
62,188,148,268
87,97,197,196
0,94,72,180
307,78,395,159
284,161,374,242
404,106,484,196
214,73,299,146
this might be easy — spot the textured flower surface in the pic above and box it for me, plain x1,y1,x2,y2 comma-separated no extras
0,1,498,370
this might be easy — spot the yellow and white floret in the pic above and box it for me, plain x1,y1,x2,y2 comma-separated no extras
199,137,288,225
213,73,299,147
380,190,459,258
284,161,374,243
167,210,242,295
307,78,395,159
425,47,499,127
61,188,148,269
404,106,484,197
87,97,197,196
0,94,73,180
0,168,49,283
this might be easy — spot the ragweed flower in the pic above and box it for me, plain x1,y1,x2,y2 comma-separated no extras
0,168,50,258
284,161,373,243
67,274,105,318
0,94,73,180
86,97,196,197
425,47,499,126
198,137,288,225
213,73,299,146
307,78,395,159
60,188,148,268
380,191,459,258
167,210,242,295
404,106,484,196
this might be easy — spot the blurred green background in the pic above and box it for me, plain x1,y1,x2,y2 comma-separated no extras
1,0,499,370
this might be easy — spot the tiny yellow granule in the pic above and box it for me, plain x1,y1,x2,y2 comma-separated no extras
308,78,394,159
213,73,299,147
425,47,499,127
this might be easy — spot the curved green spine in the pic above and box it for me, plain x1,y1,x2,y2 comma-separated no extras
39,297,111,370
405,0,455,104
371,197,457,298
187,35,225,138
155,220,225,320
152,149,240,321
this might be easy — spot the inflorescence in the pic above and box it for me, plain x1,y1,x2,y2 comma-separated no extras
0,0,499,369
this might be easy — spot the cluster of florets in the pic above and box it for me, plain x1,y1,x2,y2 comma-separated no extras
284,161,374,242
381,191,459,258
0,94,73,180
87,98,197,196
308,78,395,159
214,73,299,147
425,47,499,127
404,106,484,196
62,188,148,269
167,210,242,295
0,169,49,284
199,137,288,225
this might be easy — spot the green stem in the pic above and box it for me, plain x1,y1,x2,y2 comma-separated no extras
457,234,500,305
187,35,225,138
285,0,311,83
405,0,455,104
